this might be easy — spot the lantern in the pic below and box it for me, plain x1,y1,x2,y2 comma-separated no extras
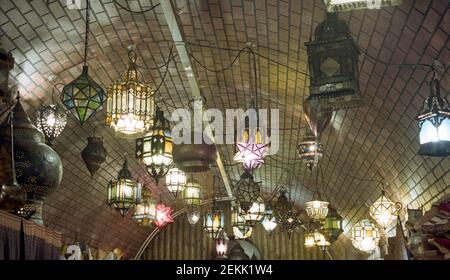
261,203,277,233
305,192,329,222
203,200,225,239
0,44,14,103
243,196,266,227
154,202,174,229
233,170,261,212
305,12,361,111
298,132,323,171
304,232,316,248
417,79,450,157
106,49,155,139
323,206,343,242
314,231,331,251
233,118,268,170
323,0,402,12
183,177,202,206
81,136,107,176
132,188,156,227
351,219,381,252
232,207,253,239
135,108,173,183
186,205,200,226
275,189,302,239
165,167,186,197
215,230,229,259
107,159,140,216
369,190,401,230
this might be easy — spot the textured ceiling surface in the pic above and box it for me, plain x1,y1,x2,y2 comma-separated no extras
0,0,449,258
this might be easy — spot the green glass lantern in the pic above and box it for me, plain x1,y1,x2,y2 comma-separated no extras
323,206,343,243
183,176,202,206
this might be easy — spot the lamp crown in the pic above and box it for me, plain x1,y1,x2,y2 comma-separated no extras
118,159,132,180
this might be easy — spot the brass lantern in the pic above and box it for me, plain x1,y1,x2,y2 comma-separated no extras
132,187,156,227
136,108,173,183
305,192,329,222
183,176,202,206
417,79,450,157
0,44,14,102
243,196,266,227
233,170,261,212
369,190,401,230
165,167,186,197
298,132,323,171
203,200,225,239
305,12,361,111
351,219,381,252
323,206,343,243
106,49,155,139
232,207,253,239
107,159,140,216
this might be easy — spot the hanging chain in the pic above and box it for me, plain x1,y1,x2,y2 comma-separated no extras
83,0,91,66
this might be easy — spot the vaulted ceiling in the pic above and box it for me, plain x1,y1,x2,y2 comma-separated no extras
0,0,449,258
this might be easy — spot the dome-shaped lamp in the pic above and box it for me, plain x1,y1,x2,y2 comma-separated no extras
351,219,381,252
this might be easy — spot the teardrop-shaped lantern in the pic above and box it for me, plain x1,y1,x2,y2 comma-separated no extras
81,136,107,176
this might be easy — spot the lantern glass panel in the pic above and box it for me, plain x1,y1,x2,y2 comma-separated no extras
183,179,202,206
132,195,156,227
166,168,186,195
203,207,225,239
243,196,265,226
305,200,329,221
107,179,140,216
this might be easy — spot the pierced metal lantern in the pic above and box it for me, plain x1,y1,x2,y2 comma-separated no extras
323,206,343,243
62,66,106,125
233,119,268,170
243,196,266,227
305,12,361,111
323,0,402,12
233,170,261,213
136,108,173,183
298,132,323,171
232,207,253,239
417,79,450,157
261,202,277,233
132,188,156,227
369,190,401,230
165,167,186,197
215,230,229,259
35,103,67,145
203,201,225,239
106,49,155,139
81,136,107,176
275,189,302,239
107,159,140,217
351,219,381,252
305,192,329,222
0,44,14,102
186,205,201,226
154,202,174,229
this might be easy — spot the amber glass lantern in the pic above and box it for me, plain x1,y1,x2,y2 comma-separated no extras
305,12,361,111
351,219,381,252
107,159,141,216
106,49,155,139
132,187,156,227
323,206,343,242
203,200,225,239
243,196,266,227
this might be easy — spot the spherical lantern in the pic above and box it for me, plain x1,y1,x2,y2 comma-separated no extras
243,196,265,227
261,203,277,233
106,49,155,139
183,177,202,206
232,207,253,239
351,219,381,252
9,98,63,224
107,159,140,217
35,103,67,145
81,136,107,176
298,133,323,171
323,206,343,243
186,205,200,226
233,170,261,212
165,167,186,197
172,132,217,173
154,202,174,229
305,12,361,111
305,192,329,222
132,188,156,227
416,79,450,157
369,190,401,230
135,108,173,183
215,230,229,259
203,200,225,239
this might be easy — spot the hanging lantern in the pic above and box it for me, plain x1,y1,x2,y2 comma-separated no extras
132,187,156,227
323,206,343,243
106,49,155,139
305,192,329,222
275,189,302,239
154,202,174,229
314,231,331,251
261,203,277,233
61,1,105,125
215,230,229,259
186,205,200,226
231,207,253,239
203,200,225,239
323,0,402,12
369,190,401,230
298,132,323,171
417,79,450,157
233,170,261,213
0,44,14,103
243,196,265,227
304,232,316,248
165,167,186,197
183,177,202,206
107,159,140,217
135,108,173,183
81,136,107,176
303,100,333,138
35,104,67,145
351,219,381,252
305,12,361,111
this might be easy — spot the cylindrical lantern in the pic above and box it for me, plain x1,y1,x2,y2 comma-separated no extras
165,168,186,197
81,136,107,176
203,201,225,239
132,188,156,227
323,206,343,243
351,219,381,252
243,196,265,227
305,192,329,222
183,177,202,206
297,132,323,171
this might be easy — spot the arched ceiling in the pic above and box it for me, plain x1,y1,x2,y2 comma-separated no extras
0,0,449,258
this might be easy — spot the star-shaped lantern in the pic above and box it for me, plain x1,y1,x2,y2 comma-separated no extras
233,142,268,170
154,203,174,229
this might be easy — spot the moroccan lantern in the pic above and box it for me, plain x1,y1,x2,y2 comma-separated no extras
107,159,140,217
323,0,402,12
203,200,225,239
136,108,173,183
183,177,202,207
154,202,174,229
165,167,186,197
0,44,14,103
261,202,277,233
61,0,105,125
305,12,361,111
417,79,450,157
232,207,253,239
298,132,323,171
275,189,302,239
106,48,155,139
351,219,381,252
215,230,229,259
186,205,201,226
323,206,343,243
305,192,329,222
304,232,316,248
81,136,107,176
10,97,63,224
132,187,156,227
172,132,217,173
243,196,266,227
233,170,261,212
314,231,331,251
369,190,401,230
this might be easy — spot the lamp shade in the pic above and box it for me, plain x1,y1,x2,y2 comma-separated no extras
351,219,380,252
35,103,67,145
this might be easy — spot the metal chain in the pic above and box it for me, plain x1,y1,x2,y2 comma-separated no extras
83,0,91,66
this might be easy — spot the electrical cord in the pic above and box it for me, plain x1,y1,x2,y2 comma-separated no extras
112,0,161,13
153,44,174,94
187,46,251,73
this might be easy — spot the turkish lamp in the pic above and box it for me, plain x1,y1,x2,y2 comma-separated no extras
132,187,156,227
298,132,323,171
165,167,186,197
369,190,401,230
351,219,381,252
233,170,261,212
243,196,265,227
305,192,329,222
154,202,174,229
304,232,316,248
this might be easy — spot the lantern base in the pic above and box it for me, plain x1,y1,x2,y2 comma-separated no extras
418,141,450,157
307,84,363,111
